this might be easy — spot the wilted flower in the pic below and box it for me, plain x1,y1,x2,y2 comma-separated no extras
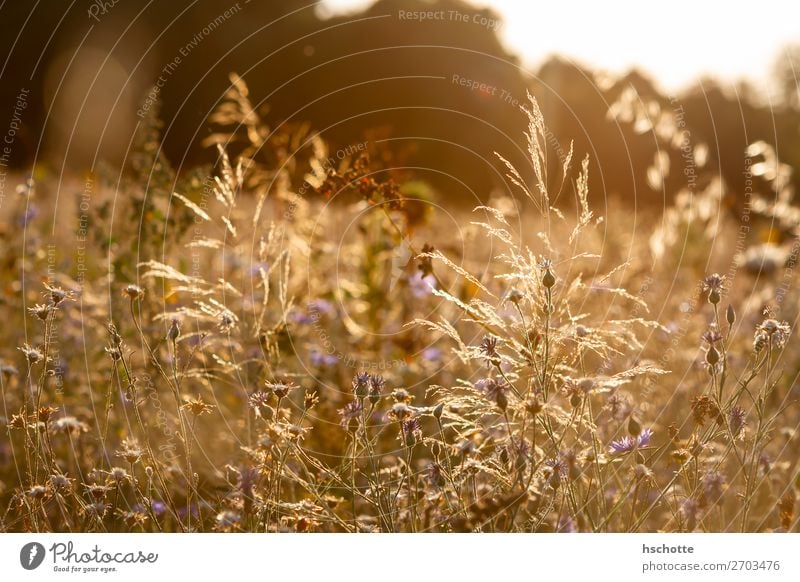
182,394,215,416
50,473,73,492
51,416,89,435
387,402,413,422
123,284,144,300
18,344,44,365
44,283,71,306
505,288,524,304
27,485,47,499
754,318,791,350
116,442,143,464
729,406,746,438
702,326,723,346
248,391,271,414
28,303,51,321
338,400,363,431
476,377,509,411
266,380,296,400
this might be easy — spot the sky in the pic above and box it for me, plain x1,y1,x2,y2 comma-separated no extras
322,0,800,95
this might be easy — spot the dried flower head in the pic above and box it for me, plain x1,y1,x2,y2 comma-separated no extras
338,400,363,431
44,283,71,306
266,380,296,400
754,318,791,350
18,344,44,365
28,303,51,321
728,406,746,439
182,394,215,416
123,284,144,301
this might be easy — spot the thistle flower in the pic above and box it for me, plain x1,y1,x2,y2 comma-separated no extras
609,428,653,454
368,374,384,405
728,406,746,438
702,326,723,346
476,377,509,411
352,371,371,399
401,417,422,446
479,335,500,365
702,273,725,304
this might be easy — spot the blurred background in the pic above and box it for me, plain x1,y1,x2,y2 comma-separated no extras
1,0,799,208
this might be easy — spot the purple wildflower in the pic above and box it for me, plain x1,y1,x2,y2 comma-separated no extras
408,272,435,298
609,428,654,454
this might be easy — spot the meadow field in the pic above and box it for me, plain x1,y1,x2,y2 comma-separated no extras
0,77,798,534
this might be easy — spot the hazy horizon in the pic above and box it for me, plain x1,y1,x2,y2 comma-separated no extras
323,0,800,96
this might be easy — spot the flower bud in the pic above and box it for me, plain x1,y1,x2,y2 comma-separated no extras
726,304,736,326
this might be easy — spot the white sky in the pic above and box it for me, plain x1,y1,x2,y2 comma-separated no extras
322,0,800,94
